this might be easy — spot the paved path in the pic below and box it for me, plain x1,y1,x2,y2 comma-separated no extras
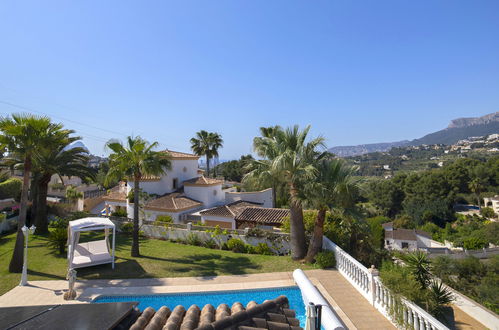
306,269,396,330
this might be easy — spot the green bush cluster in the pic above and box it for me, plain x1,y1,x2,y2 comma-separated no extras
111,208,127,217
314,251,336,269
154,215,173,227
0,178,22,200
186,233,202,246
254,243,273,255
432,255,498,313
120,222,134,234
226,238,247,253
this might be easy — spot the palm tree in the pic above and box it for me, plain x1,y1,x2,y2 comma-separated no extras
190,130,223,177
32,135,93,233
304,158,361,263
402,251,432,289
252,125,326,260
0,113,63,272
468,178,484,209
105,136,171,257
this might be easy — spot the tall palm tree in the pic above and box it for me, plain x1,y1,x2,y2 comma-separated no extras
0,113,63,272
468,178,485,209
105,136,171,257
33,142,93,233
65,185,84,211
252,125,326,260
304,158,361,263
190,130,223,177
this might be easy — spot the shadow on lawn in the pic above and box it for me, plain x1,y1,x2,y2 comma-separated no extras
77,257,149,280
143,253,262,278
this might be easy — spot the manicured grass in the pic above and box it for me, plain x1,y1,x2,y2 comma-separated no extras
0,231,311,296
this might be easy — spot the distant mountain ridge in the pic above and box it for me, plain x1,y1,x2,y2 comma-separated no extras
329,111,499,157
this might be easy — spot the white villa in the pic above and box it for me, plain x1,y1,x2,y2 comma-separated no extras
483,195,499,216
102,150,273,226
382,222,445,251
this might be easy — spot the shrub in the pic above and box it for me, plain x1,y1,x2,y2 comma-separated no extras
480,207,496,219
154,215,173,226
186,233,202,246
0,178,22,200
49,217,69,229
120,222,134,234
204,238,217,249
226,238,246,253
245,228,265,237
245,244,256,254
48,227,68,254
314,251,336,269
463,236,487,250
254,242,273,255
111,208,127,218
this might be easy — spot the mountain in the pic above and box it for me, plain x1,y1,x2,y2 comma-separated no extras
329,141,409,157
329,111,499,157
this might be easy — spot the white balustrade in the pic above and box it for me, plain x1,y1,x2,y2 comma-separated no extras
323,236,450,330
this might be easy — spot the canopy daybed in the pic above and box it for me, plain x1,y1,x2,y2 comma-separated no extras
67,217,115,270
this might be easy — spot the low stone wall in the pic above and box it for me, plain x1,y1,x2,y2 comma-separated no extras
141,224,291,255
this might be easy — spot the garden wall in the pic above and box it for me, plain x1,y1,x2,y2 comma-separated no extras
140,223,291,255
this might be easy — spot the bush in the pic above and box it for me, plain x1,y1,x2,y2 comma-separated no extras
49,217,69,229
480,207,496,219
186,233,202,246
254,242,273,255
154,215,173,226
204,238,217,249
314,251,336,269
0,178,22,200
120,222,134,234
226,238,247,253
48,227,68,254
111,208,127,217
463,236,488,250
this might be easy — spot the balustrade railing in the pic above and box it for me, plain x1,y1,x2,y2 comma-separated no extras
323,236,449,330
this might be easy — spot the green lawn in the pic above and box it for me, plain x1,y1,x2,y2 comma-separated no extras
0,231,311,296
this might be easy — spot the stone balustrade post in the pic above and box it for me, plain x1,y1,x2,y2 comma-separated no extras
186,222,192,231
368,265,379,306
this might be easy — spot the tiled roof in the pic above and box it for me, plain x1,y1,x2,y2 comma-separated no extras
385,228,431,241
200,201,261,218
235,207,290,224
161,149,200,160
144,193,202,212
128,295,302,330
103,187,127,201
183,176,224,186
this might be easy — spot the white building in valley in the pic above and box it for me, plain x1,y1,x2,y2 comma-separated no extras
483,195,499,216
382,222,444,251
102,150,273,224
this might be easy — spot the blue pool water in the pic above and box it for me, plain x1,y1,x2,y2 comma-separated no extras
93,286,306,326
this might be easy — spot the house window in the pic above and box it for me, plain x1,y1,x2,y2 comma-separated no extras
172,178,178,190
386,240,390,245
402,242,409,249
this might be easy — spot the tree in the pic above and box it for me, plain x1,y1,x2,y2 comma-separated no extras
190,130,223,177
251,125,326,260
32,137,93,233
468,178,485,208
304,158,361,263
402,251,432,289
65,185,84,212
0,114,63,272
105,136,171,257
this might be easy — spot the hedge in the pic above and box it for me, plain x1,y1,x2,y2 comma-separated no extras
0,178,22,200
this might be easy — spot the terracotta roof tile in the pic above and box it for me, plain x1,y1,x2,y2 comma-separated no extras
103,187,127,201
200,201,261,218
144,193,202,212
235,207,290,224
128,295,302,330
183,175,224,186
161,149,200,159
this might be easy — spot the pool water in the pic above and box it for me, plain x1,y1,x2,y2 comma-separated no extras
93,286,306,326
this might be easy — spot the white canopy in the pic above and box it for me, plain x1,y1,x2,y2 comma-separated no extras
67,217,116,270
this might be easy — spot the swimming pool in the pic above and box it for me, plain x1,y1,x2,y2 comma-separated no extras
93,286,306,326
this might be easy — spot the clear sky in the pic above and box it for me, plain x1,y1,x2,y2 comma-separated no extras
0,1,498,159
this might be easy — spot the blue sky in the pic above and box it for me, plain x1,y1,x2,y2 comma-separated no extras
0,1,498,159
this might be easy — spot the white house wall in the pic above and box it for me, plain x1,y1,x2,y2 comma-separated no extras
200,215,235,229
225,188,273,208
184,185,224,208
386,239,418,251
129,159,199,196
